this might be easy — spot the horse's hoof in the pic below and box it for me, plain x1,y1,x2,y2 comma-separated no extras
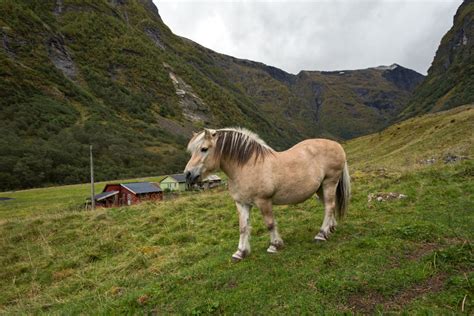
267,245,278,253
314,236,327,242
231,250,247,262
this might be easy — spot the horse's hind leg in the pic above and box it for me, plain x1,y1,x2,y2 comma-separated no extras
315,180,338,242
256,199,283,253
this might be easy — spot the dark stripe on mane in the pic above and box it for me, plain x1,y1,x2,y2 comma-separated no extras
215,130,273,165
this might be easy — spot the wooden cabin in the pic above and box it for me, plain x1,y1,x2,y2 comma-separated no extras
159,174,188,191
199,174,222,189
92,182,163,208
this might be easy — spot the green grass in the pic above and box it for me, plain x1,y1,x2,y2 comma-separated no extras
346,104,474,171
0,175,164,220
0,162,472,314
0,106,473,314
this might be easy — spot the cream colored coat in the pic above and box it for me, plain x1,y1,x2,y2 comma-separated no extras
185,128,350,261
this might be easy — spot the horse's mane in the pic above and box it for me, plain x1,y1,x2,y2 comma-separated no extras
189,128,274,165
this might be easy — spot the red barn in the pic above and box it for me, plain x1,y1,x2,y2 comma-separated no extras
93,182,163,208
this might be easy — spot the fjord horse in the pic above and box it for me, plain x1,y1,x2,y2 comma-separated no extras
184,128,350,261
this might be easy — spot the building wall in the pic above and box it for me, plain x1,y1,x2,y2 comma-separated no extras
160,177,186,191
96,184,163,207
121,187,138,206
104,184,121,192
137,192,163,202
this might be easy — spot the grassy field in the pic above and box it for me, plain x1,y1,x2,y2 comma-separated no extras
0,176,164,221
0,106,473,314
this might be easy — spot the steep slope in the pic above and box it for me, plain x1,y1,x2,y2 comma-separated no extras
347,104,474,170
0,0,423,190
0,0,283,190
400,0,473,118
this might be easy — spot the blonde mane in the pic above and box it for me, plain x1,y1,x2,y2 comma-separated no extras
188,127,274,165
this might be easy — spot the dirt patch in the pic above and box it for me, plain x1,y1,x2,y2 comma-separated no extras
347,292,385,314
389,239,465,269
405,243,440,261
347,273,447,314
389,242,441,268
227,280,238,289
383,273,447,311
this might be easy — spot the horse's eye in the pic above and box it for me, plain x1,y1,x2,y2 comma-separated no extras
201,147,208,153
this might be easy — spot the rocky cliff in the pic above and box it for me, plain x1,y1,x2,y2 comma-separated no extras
400,0,473,118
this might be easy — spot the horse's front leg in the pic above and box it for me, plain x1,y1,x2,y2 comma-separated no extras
256,199,284,253
232,202,252,261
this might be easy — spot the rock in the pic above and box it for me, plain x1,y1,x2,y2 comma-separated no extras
368,192,408,203
47,35,77,80
54,0,63,15
419,157,436,165
1,31,14,58
168,71,210,123
144,28,165,50
1,27,24,59
381,64,425,92
443,154,469,164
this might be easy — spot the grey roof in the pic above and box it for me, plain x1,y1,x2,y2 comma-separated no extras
203,174,221,181
94,191,119,201
121,182,162,194
167,173,187,183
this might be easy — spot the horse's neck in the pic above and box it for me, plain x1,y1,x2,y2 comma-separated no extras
219,155,267,182
219,158,239,181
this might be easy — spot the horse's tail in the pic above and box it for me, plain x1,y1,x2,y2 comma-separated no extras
335,161,351,219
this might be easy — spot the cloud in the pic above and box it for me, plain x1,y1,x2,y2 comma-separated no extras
156,0,462,74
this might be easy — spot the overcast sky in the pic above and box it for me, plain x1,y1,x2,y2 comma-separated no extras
155,0,462,75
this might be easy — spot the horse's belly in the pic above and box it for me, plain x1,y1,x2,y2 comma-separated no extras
271,184,319,205
270,164,323,205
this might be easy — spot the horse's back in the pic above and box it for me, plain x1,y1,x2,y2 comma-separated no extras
283,138,346,165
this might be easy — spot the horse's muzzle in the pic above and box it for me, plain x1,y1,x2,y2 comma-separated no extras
185,171,200,185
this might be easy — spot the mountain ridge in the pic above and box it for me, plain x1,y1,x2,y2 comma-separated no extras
0,0,445,191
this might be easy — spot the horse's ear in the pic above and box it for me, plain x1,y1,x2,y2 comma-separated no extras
204,129,217,139
192,131,198,137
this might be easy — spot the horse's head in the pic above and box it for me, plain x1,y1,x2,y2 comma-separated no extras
184,129,219,185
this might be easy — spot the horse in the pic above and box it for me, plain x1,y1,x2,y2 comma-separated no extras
184,127,350,261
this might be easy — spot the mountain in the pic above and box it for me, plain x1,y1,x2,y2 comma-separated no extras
0,0,424,190
219,61,424,139
400,0,473,119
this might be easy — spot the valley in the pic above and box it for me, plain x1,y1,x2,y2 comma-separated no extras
0,105,472,314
